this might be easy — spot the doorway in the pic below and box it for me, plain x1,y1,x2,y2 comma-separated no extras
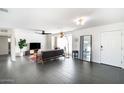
80,35,92,62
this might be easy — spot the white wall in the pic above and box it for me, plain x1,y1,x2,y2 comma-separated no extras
11,31,16,61
51,36,57,49
71,22,124,63
14,29,51,55
46,35,52,49
0,37,8,55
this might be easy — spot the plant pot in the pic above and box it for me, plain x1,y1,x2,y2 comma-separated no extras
20,51,24,56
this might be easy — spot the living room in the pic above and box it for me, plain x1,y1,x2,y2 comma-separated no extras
1,0,124,93
0,8,124,85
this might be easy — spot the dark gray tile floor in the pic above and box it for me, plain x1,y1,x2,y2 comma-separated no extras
0,55,124,84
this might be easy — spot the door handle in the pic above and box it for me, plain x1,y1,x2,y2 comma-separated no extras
100,45,103,51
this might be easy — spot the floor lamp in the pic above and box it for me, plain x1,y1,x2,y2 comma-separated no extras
60,32,70,58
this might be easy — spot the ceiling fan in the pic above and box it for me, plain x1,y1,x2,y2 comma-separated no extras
0,8,8,13
33,29,52,35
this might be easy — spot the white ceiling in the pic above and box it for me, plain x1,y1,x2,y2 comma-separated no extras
0,8,124,33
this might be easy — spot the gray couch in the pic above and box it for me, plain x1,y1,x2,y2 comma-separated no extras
40,49,65,64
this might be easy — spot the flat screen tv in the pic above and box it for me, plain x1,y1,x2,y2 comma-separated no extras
30,43,41,50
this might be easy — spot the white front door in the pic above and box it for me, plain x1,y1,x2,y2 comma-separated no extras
100,31,122,67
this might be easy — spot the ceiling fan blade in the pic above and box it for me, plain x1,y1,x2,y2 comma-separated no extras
32,28,52,35
44,33,52,35
35,32,52,35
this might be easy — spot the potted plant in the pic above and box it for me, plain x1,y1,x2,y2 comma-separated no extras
18,39,27,56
